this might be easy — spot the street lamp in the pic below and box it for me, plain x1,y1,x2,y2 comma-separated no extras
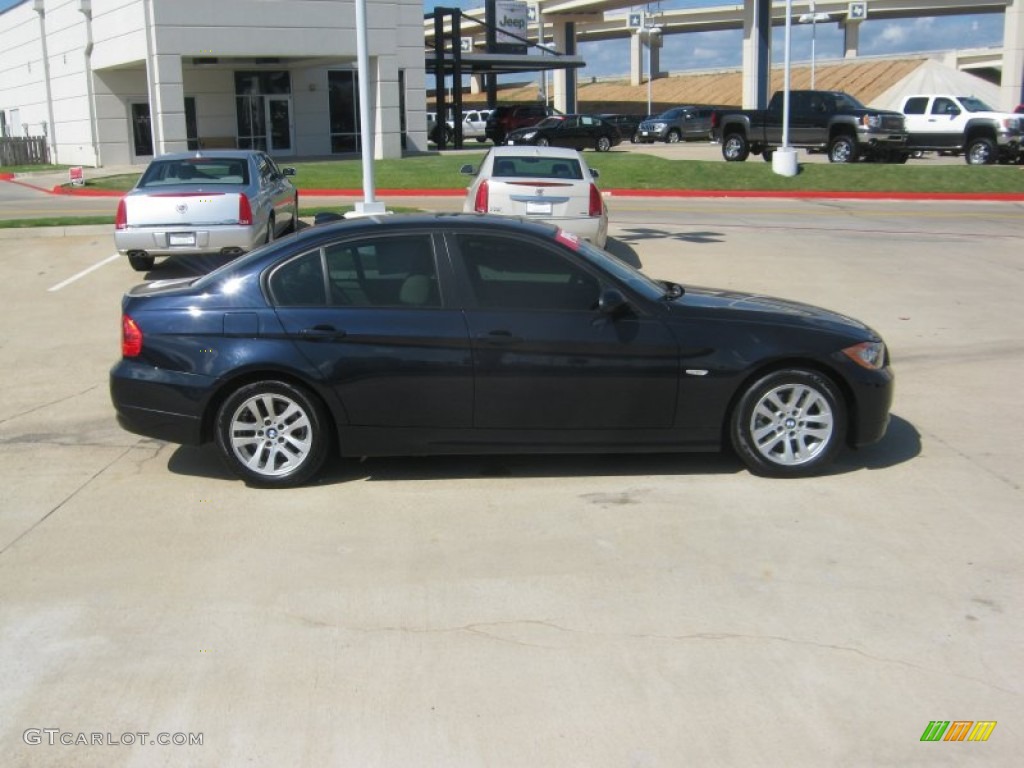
639,25,662,118
798,2,831,89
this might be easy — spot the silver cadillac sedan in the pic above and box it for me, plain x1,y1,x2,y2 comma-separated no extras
114,149,298,271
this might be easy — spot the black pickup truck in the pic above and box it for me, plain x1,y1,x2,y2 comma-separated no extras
713,90,909,163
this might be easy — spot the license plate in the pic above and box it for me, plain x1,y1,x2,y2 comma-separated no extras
526,201,552,215
169,232,196,246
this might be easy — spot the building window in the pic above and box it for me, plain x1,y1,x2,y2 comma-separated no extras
185,97,198,150
235,71,291,151
131,103,153,157
328,70,360,153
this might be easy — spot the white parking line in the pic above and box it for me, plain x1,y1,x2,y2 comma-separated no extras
48,253,121,292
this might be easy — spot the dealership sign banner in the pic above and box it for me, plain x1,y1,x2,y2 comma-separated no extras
489,0,529,54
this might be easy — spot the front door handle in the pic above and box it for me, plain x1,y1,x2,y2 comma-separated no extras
476,330,523,346
300,324,347,342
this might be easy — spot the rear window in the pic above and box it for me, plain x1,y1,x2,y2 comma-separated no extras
491,155,584,180
138,158,250,187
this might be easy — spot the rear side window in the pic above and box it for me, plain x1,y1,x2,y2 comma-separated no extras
323,235,440,308
903,97,927,115
269,250,327,306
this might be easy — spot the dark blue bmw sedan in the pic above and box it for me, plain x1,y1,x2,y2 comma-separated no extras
110,214,893,487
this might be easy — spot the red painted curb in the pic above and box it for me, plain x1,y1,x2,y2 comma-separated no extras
7,179,1022,203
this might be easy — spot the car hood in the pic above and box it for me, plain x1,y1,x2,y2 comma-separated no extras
669,285,876,336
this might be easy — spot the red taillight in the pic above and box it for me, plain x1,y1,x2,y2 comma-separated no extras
473,180,489,213
115,198,128,230
238,193,253,226
122,314,143,358
588,183,603,217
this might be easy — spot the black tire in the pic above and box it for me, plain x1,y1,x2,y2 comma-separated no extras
128,253,155,272
666,129,681,144
596,135,612,152
265,214,275,244
630,133,640,144
965,137,995,165
730,369,846,478
286,196,299,234
535,137,550,147
215,380,331,487
762,148,774,162
721,132,749,162
828,135,858,163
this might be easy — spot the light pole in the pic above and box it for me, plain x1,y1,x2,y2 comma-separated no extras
639,25,662,117
798,2,831,89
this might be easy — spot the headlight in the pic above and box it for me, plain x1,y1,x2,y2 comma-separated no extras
861,114,882,129
653,122,666,131
522,131,537,140
841,341,887,370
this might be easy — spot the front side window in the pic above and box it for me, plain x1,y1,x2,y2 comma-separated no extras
903,97,928,115
456,233,599,312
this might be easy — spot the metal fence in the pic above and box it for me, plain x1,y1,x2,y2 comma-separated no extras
0,137,50,166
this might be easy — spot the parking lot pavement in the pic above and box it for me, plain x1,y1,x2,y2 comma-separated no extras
1,202,1022,766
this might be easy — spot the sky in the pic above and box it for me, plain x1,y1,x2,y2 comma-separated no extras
0,0,1001,79
426,1,1003,80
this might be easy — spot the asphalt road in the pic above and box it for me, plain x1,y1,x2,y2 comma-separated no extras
0,196,1021,767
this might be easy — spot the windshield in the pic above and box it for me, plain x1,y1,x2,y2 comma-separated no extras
533,117,563,129
573,238,669,302
959,96,994,112
138,158,250,187
833,93,867,111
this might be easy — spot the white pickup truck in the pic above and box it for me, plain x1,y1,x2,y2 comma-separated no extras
428,109,492,144
898,94,1022,164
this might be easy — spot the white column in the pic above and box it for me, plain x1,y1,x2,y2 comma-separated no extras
1001,0,1024,111
742,0,771,109
550,21,571,114
630,32,643,87
843,19,861,59
149,54,187,154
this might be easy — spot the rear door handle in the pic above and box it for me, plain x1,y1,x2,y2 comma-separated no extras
476,330,523,346
300,324,347,342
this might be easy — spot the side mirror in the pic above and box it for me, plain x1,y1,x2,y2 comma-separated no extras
460,164,476,175
598,288,628,315
282,167,296,176
590,168,600,179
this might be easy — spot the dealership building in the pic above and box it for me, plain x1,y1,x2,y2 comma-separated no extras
0,0,430,166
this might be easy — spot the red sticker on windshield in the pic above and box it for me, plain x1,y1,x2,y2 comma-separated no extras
555,229,580,250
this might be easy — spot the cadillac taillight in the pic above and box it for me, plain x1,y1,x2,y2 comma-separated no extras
588,184,603,217
238,194,253,226
115,198,128,230
122,314,143,358
473,180,489,213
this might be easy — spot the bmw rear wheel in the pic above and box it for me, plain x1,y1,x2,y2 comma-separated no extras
666,130,681,144
730,369,846,477
215,380,331,487
596,136,611,152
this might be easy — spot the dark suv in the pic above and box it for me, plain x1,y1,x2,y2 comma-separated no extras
636,105,723,144
485,104,557,144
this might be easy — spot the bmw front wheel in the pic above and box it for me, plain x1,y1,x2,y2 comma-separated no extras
730,369,846,477
215,380,331,487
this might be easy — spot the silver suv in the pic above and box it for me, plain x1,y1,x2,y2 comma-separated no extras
636,105,721,144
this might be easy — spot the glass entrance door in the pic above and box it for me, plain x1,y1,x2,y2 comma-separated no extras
266,97,293,154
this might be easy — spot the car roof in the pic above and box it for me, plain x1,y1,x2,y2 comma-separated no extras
488,145,584,160
147,150,263,161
